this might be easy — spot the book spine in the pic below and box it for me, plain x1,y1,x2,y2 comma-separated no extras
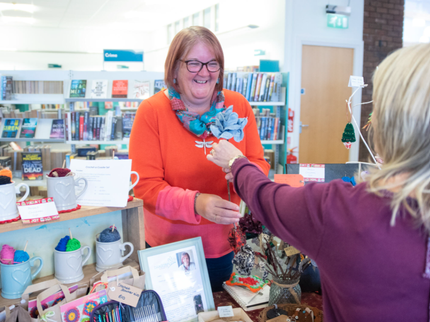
83,111,89,140
268,74,275,102
263,74,271,102
79,115,84,140
259,74,268,102
110,117,117,140
254,73,263,102
88,117,93,141
250,73,258,102
96,117,102,140
74,112,80,140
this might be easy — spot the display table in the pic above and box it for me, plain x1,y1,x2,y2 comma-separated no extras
213,290,323,321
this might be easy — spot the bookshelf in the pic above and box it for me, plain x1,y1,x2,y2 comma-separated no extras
0,70,290,177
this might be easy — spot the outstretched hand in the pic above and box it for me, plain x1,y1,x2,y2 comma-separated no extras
195,193,241,225
207,140,244,169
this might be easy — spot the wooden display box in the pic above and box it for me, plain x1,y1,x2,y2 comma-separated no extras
198,308,253,322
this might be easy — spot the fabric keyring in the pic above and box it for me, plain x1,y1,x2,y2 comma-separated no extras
168,87,226,139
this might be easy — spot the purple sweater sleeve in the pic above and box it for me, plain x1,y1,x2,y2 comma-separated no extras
232,158,330,260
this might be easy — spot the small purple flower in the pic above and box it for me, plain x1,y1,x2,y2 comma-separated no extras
210,105,248,142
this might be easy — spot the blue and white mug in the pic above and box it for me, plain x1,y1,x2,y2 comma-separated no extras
0,256,43,299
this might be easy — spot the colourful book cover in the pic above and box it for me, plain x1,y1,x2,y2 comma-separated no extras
122,113,135,138
60,290,108,322
21,152,43,181
2,118,21,138
20,118,38,138
50,119,65,139
154,80,166,94
90,79,108,99
70,80,87,98
112,80,128,98
132,80,150,99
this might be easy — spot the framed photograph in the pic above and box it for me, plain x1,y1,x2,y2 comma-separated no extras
138,237,215,322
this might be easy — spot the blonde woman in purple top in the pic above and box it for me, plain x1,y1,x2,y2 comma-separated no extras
208,43,430,321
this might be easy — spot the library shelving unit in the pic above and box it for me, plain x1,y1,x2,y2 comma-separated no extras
0,198,145,308
0,70,289,174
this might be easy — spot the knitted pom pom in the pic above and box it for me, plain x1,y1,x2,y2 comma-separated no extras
0,175,12,185
14,250,30,263
66,238,81,252
0,245,15,264
0,169,12,179
98,227,121,242
48,168,71,178
55,235,70,252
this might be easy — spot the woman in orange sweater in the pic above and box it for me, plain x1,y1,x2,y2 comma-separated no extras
129,26,269,291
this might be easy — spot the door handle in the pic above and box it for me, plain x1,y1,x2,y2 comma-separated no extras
299,122,309,134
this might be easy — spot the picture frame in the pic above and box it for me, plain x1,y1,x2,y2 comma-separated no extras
138,237,215,322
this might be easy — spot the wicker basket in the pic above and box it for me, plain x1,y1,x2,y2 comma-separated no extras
258,303,323,322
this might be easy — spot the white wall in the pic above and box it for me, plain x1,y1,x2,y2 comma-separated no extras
0,25,150,70
284,0,364,162
144,0,286,72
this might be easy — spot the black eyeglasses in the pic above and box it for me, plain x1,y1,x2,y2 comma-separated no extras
180,59,221,73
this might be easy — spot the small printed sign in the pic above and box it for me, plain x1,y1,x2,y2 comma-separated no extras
284,246,301,256
348,76,364,87
217,306,234,318
299,164,325,182
274,174,304,187
108,283,143,307
17,197,59,224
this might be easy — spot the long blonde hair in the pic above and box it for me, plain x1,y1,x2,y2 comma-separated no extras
365,43,430,230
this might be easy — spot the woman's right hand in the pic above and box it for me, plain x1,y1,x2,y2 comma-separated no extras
195,193,241,225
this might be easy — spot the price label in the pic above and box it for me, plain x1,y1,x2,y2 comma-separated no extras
108,283,142,307
217,306,234,318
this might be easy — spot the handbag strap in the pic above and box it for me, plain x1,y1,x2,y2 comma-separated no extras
36,284,72,316
100,266,139,283
21,279,60,304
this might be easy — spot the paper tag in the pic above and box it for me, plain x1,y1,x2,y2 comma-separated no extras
108,283,142,307
274,174,304,187
217,306,234,318
17,198,59,224
348,75,364,87
284,246,301,256
299,164,325,182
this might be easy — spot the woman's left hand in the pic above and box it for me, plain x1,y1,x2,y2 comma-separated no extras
207,140,244,169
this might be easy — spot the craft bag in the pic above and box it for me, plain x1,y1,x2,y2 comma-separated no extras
22,281,87,322
100,266,145,290
4,306,32,322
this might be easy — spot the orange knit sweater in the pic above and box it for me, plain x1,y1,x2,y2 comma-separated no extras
129,89,270,258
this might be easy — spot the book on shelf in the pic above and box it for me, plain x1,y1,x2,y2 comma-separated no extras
21,152,43,181
70,80,87,98
122,113,135,138
112,80,128,98
2,118,21,138
154,80,166,94
83,111,89,140
20,118,38,138
50,119,65,139
79,114,84,140
90,79,108,98
222,283,270,311
132,80,150,99
1,75,13,100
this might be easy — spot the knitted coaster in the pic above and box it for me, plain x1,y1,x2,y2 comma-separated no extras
225,272,267,293
58,204,81,213
0,215,20,225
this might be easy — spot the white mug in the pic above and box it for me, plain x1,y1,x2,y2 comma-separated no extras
46,174,88,211
129,171,139,191
54,246,91,284
0,182,30,221
95,239,134,272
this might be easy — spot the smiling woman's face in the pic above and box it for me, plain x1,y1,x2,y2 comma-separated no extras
175,41,220,108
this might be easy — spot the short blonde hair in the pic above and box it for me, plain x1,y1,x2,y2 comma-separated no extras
164,26,224,93
366,43,430,230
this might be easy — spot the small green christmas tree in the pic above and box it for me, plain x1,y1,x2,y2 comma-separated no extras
341,123,356,149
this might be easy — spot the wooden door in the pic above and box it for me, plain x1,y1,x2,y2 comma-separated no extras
299,45,354,163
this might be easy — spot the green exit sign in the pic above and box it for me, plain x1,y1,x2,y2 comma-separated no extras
327,14,349,29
